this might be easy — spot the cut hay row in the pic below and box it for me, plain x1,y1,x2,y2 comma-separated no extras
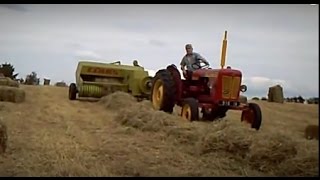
98,91,319,177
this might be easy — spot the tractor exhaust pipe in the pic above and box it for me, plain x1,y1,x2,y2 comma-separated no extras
220,31,228,69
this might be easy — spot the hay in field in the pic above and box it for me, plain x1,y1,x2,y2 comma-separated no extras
0,86,26,103
0,77,19,88
98,91,318,177
99,92,137,110
101,92,182,132
276,154,319,176
115,105,178,132
247,133,298,173
0,119,8,154
194,121,254,158
165,124,200,146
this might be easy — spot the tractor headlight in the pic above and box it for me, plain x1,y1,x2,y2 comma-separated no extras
240,85,247,92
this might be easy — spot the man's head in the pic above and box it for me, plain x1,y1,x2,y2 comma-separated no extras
185,44,193,55
133,60,139,66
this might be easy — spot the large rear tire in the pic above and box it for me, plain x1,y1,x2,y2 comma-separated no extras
69,83,77,100
181,98,199,121
241,103,262,130
150,69,176,113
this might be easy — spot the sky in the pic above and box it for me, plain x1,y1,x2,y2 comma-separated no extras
0,4,319,98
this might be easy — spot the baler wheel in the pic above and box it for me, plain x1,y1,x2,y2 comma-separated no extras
69,83,77,100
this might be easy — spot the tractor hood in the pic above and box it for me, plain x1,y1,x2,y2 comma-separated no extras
192,68,242,78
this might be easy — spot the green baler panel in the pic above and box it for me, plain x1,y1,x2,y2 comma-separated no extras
75,60,152,98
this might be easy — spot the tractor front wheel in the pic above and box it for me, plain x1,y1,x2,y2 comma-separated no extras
150,69,176,113
69,83,77,100
181,98,199,121
241,103,262,130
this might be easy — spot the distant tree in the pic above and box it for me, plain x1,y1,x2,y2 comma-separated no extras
307,97,319,104
297,95,305,103
252,97,259,100
0,62,19,80
261,97,267,101
25,71,39,85
19,78,24,84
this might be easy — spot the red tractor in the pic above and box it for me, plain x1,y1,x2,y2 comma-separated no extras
150,31,262,130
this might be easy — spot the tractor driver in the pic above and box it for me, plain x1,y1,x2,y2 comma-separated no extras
133,60,141,67
180,44,210,79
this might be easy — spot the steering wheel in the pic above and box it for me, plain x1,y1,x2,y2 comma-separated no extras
191,59,210,69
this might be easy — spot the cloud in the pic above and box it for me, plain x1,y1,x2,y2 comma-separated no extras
0,4,318,98
0,4,28,12
149,39,166,47
241,76,317,98
74,50,102,60
146,69,156,77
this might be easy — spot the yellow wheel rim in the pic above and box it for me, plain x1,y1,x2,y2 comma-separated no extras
181,104,192,121
152,79,164,110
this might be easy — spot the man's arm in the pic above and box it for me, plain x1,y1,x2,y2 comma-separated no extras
180,56,187,71
195,53,210,65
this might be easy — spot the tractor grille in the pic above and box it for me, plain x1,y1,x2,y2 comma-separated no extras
221,76,241,99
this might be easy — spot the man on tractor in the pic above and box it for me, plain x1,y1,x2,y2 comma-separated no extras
180,44,210,79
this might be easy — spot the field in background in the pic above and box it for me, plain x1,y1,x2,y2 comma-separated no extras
0,85,318,177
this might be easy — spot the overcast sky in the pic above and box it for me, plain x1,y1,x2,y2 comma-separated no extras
0,4,318,98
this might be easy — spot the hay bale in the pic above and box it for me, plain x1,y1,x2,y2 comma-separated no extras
267,85,284,103
43,78,50,85
304,125,319,140
239,95,247,104
0,77,19,87
0,119,8,154
0,86,26,103
55,81,68,87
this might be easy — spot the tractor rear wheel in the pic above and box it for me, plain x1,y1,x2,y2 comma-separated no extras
241,103,262,130
181,98,199,121
69,83,77,100
150,69,176,113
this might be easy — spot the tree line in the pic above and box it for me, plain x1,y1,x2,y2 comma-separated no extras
0,62,67,86
251,96,318,104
